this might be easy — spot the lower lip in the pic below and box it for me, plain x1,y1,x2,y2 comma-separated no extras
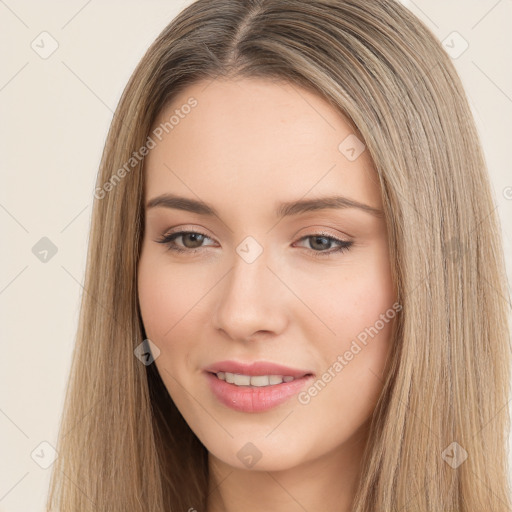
205,372,314,413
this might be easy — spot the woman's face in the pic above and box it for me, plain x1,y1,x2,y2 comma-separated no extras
138,77,397,471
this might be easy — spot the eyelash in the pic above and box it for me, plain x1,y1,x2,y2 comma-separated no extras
155,230,353,258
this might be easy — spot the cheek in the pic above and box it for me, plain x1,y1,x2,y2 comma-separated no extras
305,242,395,406
137,250,207,342
137,253,199,399
137,249,219,402
339,264,394,337
306,241,395,341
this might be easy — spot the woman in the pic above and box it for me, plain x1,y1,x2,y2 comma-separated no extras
47,0,512,511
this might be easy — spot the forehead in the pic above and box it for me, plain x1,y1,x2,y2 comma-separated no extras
144,78,381,210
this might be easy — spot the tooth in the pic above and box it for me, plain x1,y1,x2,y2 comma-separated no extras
250,375,270,386
269,375,284,385
217,372,298,387
233,373,251,386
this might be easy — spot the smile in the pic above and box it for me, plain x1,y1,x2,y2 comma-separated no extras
205,371,314,413
214,371,296,387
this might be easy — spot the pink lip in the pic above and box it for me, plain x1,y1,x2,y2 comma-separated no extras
203,360,315,413
203,360,313,379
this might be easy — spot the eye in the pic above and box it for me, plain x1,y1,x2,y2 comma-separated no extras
294,233,353,258
156,230,217,254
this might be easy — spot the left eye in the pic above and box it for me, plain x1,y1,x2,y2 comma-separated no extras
294,234,353,255
155,230,353,256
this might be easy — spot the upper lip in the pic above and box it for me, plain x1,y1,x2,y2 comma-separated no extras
203,360,314,378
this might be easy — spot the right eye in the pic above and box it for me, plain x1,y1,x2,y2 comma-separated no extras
156,230,217,254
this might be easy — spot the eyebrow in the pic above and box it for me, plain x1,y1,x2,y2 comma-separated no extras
146,193,383,218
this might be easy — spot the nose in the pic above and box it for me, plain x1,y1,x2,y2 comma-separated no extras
212,250,288,343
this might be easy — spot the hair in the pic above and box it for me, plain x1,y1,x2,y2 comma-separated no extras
46,0,511,510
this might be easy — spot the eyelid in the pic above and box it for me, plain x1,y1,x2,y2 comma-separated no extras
159,224,217,242
294,225,351,240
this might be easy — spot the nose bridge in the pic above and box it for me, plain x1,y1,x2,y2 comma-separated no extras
212,243,287,340
230,243,270,294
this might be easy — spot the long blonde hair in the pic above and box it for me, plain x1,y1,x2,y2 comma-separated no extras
47,0,512,510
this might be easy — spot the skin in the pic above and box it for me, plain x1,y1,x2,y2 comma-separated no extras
137,77,397,512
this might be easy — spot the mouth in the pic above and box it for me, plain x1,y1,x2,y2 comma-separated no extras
208,371,313,388
203,360,314,380
203,363,315,413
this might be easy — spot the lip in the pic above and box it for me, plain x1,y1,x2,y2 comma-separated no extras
203,360,313,379
203,360,315,413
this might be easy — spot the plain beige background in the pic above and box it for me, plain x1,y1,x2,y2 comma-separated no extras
1,1,511,510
